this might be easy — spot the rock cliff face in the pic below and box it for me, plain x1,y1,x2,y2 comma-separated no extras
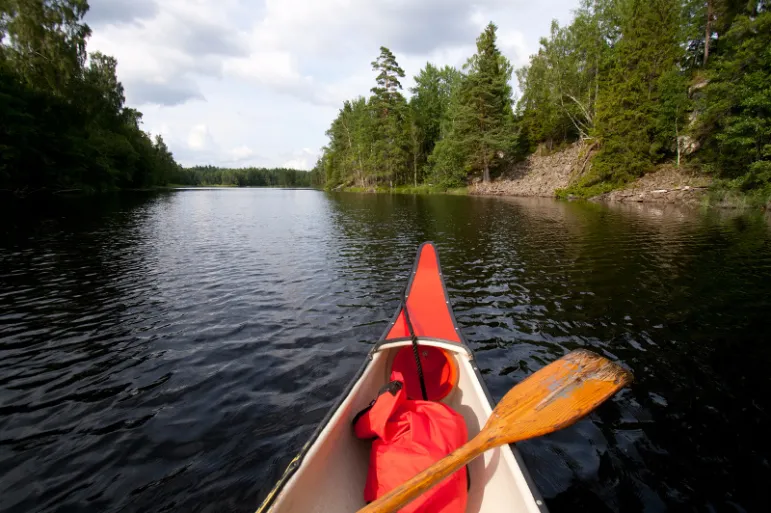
469,143,582,197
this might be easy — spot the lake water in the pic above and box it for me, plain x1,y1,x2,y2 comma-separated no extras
1,190,770,513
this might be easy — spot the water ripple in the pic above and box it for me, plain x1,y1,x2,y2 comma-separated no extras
1,191,769,512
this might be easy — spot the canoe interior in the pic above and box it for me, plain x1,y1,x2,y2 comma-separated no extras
263,339,544,513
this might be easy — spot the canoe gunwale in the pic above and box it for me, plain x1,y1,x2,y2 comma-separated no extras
255,351,374,513
375,242,546,513
255,242,549,513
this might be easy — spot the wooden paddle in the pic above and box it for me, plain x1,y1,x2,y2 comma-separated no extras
356,348,632,513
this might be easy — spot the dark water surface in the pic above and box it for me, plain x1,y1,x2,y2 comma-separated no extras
1,190,770,513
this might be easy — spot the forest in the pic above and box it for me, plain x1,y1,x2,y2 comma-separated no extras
318,0,771,198
0,0,319,195
171,166,322,188
0,0,182,195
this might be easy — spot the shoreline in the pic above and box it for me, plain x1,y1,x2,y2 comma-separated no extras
336,161,769,211
335,183,769,210
466,142,770,211
469,175,769,211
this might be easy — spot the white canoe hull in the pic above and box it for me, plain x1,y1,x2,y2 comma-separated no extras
257,338,547,513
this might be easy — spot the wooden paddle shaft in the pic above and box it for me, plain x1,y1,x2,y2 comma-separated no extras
356,436,487,513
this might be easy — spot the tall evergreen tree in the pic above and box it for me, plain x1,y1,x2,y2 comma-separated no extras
590,0,685,184
683,0,747,68
370,47,409,186
434,23,514,184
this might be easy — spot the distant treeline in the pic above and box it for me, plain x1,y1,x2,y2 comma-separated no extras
319,0,771,198
1,0,181,196
172,166,323,188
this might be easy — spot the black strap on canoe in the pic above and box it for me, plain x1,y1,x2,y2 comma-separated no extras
402,286,428,401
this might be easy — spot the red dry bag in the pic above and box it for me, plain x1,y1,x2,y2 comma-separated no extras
353,371,468,513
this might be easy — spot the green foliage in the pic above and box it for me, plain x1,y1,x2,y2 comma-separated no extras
1,0,91,95
559,0,687,195
171,166,318,188
516,49,569,150
695,2,771,186
441,22,517,184
321,25,519,190
0,0,181,195
517,0,771,198
557,175,628,199
517,2,610,149
654,69,691,156
325,1,770,197
323,97,374,187
369,47,410,186
429,134,469,188
682,0,747,68
517,0,618,150
707,175,771,208
409,64,463,182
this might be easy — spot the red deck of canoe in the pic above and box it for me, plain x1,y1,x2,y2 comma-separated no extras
384,243,462,344
384,243,462,402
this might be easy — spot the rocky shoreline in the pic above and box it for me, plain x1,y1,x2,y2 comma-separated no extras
469,142,715,207
588,165,712,206
470,143,581,198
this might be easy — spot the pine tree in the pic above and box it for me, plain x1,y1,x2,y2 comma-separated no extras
683,0,747,68
446,22,515,183
590,0,685,185
370,47,409,186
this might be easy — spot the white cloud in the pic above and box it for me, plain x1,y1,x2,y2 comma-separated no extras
282,148,318,170
188,124,214,151
85,0,577,168
497,30,531,68
224,50,299,83
222,50,323,104
87,0,248,97
229,145,256,162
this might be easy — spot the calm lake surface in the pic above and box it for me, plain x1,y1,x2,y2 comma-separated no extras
1,190,770,513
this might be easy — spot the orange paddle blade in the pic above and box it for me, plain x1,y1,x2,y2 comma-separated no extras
480,348,632,448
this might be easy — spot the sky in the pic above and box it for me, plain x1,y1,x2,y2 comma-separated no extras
85,0,576,170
